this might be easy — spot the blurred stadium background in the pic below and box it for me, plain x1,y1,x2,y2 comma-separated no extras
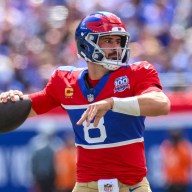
0,0,192,191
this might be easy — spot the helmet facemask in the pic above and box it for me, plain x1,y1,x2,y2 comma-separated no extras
85,31,130,70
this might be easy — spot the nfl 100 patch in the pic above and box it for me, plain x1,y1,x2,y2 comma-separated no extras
114,76,130,93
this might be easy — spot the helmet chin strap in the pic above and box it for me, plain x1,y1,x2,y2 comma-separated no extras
93,61,120,71
103,64,120,71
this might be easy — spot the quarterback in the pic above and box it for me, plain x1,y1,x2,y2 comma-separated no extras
0,11,170,192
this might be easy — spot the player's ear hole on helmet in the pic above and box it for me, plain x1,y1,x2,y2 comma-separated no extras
81,44,88,50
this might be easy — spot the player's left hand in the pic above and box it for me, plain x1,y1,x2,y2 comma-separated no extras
0,90,24,103
76,98,114,127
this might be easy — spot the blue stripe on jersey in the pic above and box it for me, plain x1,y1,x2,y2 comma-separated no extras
62,105,146,149
78,69,112,103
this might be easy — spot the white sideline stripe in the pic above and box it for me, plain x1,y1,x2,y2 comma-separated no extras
61,104,89,110
75,137,144,149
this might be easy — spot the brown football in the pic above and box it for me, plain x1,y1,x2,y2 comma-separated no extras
0,97,32,133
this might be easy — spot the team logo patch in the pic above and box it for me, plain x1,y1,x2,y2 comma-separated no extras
87,94,94,102
104,183,113,192
114,76,130,93
65,87,74,98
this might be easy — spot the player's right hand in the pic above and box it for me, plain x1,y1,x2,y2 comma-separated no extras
76,98,114,127
0,90,24,103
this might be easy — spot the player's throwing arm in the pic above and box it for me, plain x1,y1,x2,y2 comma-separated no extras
77,92,170,127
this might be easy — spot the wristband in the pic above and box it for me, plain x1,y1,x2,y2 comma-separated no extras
112,97,140,116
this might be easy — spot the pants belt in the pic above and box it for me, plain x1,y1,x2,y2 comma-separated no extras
78,181,130,189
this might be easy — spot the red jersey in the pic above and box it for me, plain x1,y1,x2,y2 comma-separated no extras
30,61,162,184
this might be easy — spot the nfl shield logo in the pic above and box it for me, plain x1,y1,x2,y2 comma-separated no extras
104,183,113,192
87,94,94,102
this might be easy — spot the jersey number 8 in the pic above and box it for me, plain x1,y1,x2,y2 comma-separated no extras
83,118,107,143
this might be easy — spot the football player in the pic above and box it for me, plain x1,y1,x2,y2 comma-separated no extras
0,11,170,192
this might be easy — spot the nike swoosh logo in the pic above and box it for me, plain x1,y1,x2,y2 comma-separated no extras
129,186,141,192
144,64,150,69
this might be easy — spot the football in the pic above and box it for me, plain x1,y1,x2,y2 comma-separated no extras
0,97,32,133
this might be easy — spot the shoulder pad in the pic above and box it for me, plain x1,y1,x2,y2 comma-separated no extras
130,61,143,66
57,66,85,72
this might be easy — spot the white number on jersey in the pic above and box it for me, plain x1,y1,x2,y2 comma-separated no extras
83,118,107,143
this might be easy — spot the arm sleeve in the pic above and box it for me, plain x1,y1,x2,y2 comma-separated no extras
132,61,162,95
29,70,61,114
